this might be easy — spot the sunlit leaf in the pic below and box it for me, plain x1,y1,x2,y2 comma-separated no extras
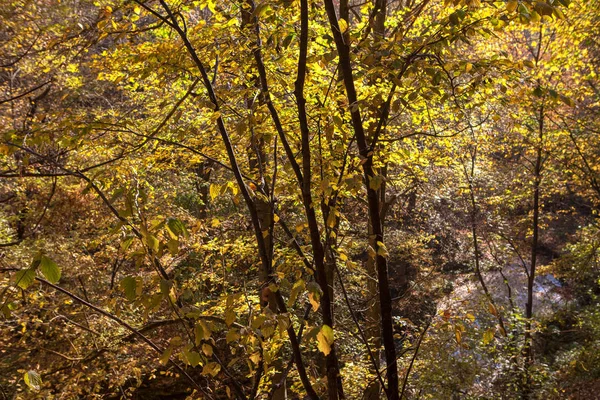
24,370,42,391
317,325,334,356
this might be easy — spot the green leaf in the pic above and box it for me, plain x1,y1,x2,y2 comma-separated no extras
145,234,160,253
1,303,14,318
167,218,189,239
24,370,42,391
282,33,295,48
559,94,575,107
449,11,459,25
159,346,172,365
120,236,134,251
120,276,137,301
167,239,179,256
15,269,36,290
195,323,204,346
40,256,61,284
182,346,202,367
253,3,272,18
160,279,172,296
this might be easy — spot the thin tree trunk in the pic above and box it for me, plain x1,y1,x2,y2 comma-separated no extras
295,0,343,397
522,24,545,399
147,2,319,397
522,101,544,399
322,1,399,397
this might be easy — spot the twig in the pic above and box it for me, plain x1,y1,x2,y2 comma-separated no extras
35,277,205,394
399,320,431,399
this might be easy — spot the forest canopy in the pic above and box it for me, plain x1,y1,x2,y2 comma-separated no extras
1,0,599,398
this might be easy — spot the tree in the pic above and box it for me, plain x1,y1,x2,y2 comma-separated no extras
1,0,591,398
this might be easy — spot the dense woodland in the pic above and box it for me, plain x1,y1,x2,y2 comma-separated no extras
0,0,599,398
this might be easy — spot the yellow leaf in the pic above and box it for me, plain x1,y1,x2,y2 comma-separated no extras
327,212,337,228
207,0,216,13
506,0,518,12
317,332,331,355
202,362,221,377
498,323,507,337
209,183,220,200
249,352,261,365
308,292,320,312
225,309,236,326
483,328,495,345
338,18,348,33
488,303,498,316
367,245,376,259
198,320,211,340
455,327,462,344
194,324,204,346
288,280,305,307
369,175,383,190
210,111,221,122
376,241,389,257
24,370,42,391
226,329,240,343
317,325,334,355
202,343,213,357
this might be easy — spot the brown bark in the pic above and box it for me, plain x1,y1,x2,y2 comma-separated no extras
295,0,344,397
322,0,399,397
522,25,545,399
145,2,319,397
522,101,544,399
